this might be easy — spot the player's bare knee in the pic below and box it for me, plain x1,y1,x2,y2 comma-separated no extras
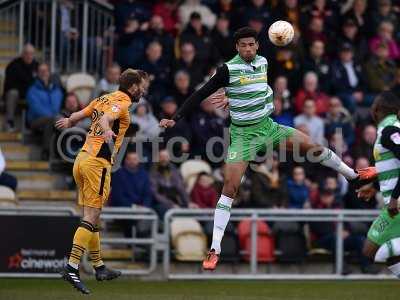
222,180,239,198
83,206,101,225
363,243,377,260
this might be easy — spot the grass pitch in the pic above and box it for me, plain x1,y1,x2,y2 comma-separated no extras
0,279,398,300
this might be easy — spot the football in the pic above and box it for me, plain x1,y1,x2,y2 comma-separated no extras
268,20,294,46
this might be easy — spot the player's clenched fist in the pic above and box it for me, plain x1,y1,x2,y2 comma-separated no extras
103,129,117,143
159,119,176,128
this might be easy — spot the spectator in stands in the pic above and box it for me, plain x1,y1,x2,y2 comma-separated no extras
287,166,310,209
179,0,216,30
190,172,218,208
158,96,191,161
364,42,396,94
330,43,365,113
180,12,217,66
92,64,121,98
322,176,343,204
294,71,329,116
171,70,194,107
271,97,294,127
370,0,398,38
294,99,325,145
248,154,288,208
305,16,328,46
54,93,88,160
114,0,151,34
132,102,160,143
324,97,355,147
110,147,152,238
0,147,17,191
272,76,291,111
111,148,153,208
190,98,226,166
352,124,377,163
241,0,272,28
152,0,179,35
210,0,238,27
310,188,373,274
369,20,400,60
303,40,330,92
27,63,63,159
274,0,301,34
116,16,146,70
344,156,378,209
338,18,368,61
210,13,235,62
342,0,368,36
58,93,90,130
329,131,350,160
150,149,189,217
146,15,174,64
302,0,336,32
272,47,302,92
173,42,204,89
3,44,38,132
140,41,170,106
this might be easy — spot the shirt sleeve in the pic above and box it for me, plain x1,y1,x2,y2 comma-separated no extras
82,99,97,117
173,64,229,121
380,126,400,199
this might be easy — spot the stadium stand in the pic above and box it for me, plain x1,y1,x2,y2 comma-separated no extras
1,0,396,277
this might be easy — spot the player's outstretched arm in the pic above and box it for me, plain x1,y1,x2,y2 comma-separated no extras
55,110,89,129
159,64,229,129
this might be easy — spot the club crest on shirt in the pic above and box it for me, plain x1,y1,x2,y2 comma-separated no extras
111,105,120,113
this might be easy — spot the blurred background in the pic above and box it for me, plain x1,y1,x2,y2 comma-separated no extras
0,0,398,280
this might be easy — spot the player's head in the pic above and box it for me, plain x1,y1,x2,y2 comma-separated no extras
118,69,149,102
233,27,259,62
371,91,400,124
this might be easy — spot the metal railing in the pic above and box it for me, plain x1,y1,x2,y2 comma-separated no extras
163,208,394,280
99,207,159,276
1,206,396,280
0,0,114,75
0,205,159,278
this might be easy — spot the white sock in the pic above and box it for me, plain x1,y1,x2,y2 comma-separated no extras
375,238,400,262
318,148,358,180
388,262,400,278
210,195,233,254
68,262,79,270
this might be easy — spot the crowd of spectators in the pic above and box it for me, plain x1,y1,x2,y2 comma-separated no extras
4,0,400,269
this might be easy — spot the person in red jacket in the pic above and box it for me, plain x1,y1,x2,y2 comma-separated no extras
294,71,329,116
190,172,218,208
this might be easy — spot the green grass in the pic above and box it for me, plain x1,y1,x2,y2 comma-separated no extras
0,279,398,300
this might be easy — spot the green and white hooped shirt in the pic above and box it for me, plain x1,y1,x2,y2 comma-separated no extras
225,54,274,126
374,114,400,205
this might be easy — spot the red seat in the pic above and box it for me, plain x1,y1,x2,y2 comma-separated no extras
238,219,275,263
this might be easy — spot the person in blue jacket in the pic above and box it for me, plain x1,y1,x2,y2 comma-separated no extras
111,149,153,209
286,166,310,209
110,147,153,237
26,63,63,159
